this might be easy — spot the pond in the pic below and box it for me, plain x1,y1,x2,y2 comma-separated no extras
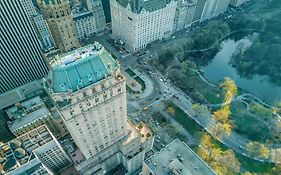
202,37,281,106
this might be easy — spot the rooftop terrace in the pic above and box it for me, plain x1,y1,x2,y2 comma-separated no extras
0,125,54,174
145,139,216,175
47,42,118,93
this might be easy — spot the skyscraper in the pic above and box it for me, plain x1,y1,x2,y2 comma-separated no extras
38,0,80,53
45,43,127,159
0,0,49,94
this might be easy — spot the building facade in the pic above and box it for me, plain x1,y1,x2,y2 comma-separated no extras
0,0,49,94
174,0,198,32
73,11,98,39
200,0,231,22
86,0,107,30
38,0,80,53
111,0,177,51
21,0,55,52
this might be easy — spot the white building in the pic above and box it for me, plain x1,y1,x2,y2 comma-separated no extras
73,11,98,39
200,0,231,22
111,0,177,51
142,139,216,175
44,43,154,174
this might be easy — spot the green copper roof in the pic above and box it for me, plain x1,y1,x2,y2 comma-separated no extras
48,43,118,93
116,0,173,13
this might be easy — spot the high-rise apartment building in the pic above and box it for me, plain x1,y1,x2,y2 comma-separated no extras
38,0,80,53
174,0,198,32
111,0,177,51
0,0,49,94
200,0,231,21
73,11,98,40
85,0,107,30
21,0,55,52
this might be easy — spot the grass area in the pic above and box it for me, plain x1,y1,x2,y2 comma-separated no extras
134,76,146,91
125,68,136,77
126,85,139,94
236,153,275,173
167,102,202,135
230,101,280,144
172,69,224,104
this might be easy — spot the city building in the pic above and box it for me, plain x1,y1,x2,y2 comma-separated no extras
44,43,154,174
230,0,251,7
111,0,177,51
82,0,107,30
21,0,55,52
73,11,98,40
38,0,80,53
45,43,127,159
142,139,216,175
192,0,207,23
75,121,154,174
174,0,198,32
200,0,231,22
0,125,71,174
0,0,49,94
5,96,68,139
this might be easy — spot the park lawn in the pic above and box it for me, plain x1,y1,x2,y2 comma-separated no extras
177,71,224,104
134,76,146,91
167,102,203,136
236,153,275,173
125,68,136,77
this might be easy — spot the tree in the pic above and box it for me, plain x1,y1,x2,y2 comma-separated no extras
192,103,208,116
246,142,270,159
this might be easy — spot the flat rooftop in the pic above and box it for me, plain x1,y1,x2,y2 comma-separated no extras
145,139,216,175
5,96,51,132
0,125,54,174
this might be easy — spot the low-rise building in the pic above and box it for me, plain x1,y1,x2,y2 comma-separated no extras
5,96,68,139
142,139,216,175
0,125,71,174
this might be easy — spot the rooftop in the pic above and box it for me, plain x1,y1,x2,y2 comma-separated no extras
47,43,118,93
116,0,174,14
0,125,54,174
5,97,51,132
136,122,153,143
145,139,216,175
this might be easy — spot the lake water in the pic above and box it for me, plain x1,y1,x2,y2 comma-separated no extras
202,37,281,106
